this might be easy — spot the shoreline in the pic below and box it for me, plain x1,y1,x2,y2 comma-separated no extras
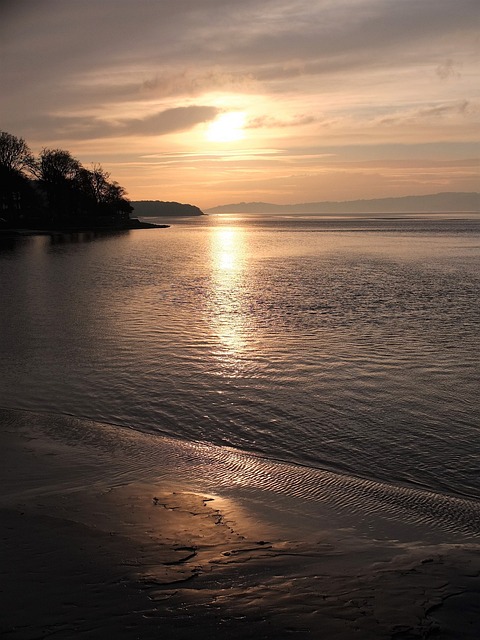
0,217,169,237
1,408,480,638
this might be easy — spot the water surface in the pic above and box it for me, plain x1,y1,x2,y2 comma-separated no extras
1,214,479,502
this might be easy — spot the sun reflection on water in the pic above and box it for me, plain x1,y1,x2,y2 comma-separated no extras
215,229,238,271
210,227,249,372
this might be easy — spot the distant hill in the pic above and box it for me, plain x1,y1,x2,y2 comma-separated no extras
206,192,479,214
131,201,204,217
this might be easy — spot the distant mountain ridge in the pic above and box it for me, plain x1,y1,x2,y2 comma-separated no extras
206,192,479,214
131,200,204,216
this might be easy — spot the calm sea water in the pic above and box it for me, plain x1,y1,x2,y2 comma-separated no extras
1,214,479,506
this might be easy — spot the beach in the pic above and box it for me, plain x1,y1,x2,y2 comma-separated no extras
1,408,479,639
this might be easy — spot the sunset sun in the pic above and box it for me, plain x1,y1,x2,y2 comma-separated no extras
205,111,246,142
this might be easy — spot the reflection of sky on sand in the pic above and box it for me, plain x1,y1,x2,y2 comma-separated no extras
209,228,250,375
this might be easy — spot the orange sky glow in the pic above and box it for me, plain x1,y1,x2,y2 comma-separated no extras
1,0,478,208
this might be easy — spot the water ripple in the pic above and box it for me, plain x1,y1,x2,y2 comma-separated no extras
0,218,479,502
7,408,479,541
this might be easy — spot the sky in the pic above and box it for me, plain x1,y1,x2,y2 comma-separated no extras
1,0,479,208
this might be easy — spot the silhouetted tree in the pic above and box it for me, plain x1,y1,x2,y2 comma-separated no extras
1,131,133,229
0,132,37,226
0,131,34,173
35,148,81,184
74,163,133,220
97,176,131,216
34,148,86,223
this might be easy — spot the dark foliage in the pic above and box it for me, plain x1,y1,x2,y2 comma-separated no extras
0,131,133,230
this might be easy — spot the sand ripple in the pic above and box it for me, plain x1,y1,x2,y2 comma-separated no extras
4,408,479,541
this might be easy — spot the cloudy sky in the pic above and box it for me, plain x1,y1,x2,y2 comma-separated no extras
1,0,478,207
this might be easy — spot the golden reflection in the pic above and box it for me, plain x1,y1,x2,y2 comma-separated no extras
216,229,238,270
210,227,248,370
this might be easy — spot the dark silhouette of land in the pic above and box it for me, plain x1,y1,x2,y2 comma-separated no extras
131,201,204,217
0,131,168,234
207,192,480,215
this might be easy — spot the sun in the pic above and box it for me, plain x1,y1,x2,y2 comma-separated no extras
205,111,246,142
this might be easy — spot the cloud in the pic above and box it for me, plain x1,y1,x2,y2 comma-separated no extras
1,0,478,203
378,101,473,126
416,101,471,118
436,60,462,80
30,106,220,141
123,106,219,136
2,1,477,101
246,115,318,129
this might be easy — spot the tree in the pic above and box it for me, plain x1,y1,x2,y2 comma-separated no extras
74,163,132,219
101,179,132,218
1,131,133,229
36,148,81,185
34,148,84,222
0,131,35,173
0,132,37,226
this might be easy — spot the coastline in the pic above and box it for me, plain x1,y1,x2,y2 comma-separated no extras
1,408,479,639
0,217,169,237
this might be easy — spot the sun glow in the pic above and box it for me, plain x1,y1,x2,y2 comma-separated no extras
205,112,246,142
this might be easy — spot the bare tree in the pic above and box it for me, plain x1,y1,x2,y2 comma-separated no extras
36,148,81,185
0,131,35,174
84,163,112,205
75,163,132,216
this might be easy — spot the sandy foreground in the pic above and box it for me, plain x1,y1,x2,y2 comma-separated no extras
1,408,479,639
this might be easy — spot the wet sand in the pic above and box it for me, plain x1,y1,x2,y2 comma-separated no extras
1,408,479,639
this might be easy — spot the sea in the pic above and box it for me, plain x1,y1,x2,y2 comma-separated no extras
1,213,479,538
